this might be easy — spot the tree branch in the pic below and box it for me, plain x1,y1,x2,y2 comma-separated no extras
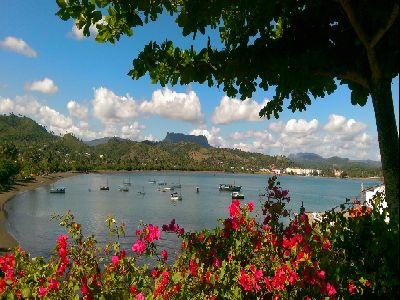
315,70,370,89
338,0,370,48
371,2,399,48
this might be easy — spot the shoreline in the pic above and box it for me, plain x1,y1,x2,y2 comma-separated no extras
0,172,78,250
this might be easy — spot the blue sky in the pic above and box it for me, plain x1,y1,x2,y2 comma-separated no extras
0,1,398,161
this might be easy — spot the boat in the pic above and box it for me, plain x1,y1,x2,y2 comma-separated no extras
219,183,242,192
100,178,109,191
231,191,244,199
163,186,175,191
171,192,182,201
158,181,167,186
171,176,181,188
123,177,132,186
50,186,66,193
118,186,129,192
137,186,145,195
148,179,157,184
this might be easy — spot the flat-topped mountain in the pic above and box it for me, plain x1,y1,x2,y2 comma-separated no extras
163,132,210,147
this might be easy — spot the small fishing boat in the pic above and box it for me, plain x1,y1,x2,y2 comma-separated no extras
50,186,66,193
171,192,182,201
119,186,129,192
148,179,157,184
231,191,244,199
100,178,109,191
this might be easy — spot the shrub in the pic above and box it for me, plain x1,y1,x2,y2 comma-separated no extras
1,177,398,299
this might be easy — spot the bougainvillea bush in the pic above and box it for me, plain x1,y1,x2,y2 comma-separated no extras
1,177,398,299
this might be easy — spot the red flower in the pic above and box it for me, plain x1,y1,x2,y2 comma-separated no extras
326,282,337,296
348,281,356,295
38,286,47,297
229,199,241,218
130,285,136,295
161,249,168,261
247,201,254,212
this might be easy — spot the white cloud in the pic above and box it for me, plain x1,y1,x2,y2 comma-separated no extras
140,87,204,123
324,114,367,138
121,122,145,140
268,121,284,133
284,118,318,135
92,87,139,124
69,22,99,40
67,100,88,119
25,78,59,94
0,36,37,57
190,127,227,147
211,96,268,124
0,95,100,141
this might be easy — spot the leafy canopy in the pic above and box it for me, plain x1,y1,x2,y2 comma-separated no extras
56,0,398,118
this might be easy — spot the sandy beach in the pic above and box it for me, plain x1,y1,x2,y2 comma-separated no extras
0,172,78,250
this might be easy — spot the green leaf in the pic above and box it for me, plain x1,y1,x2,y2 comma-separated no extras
21,288,31,298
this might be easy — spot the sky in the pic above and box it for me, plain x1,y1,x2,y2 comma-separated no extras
0,1,398,161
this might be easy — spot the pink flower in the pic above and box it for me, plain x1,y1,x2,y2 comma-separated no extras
136,292,144,300
322,240,331,251
326,282,337,296
161,249,168,261
38,286,47,297
81,284,89,295
247,201,254,212
48,278,59,291
213,258,220,268
112,255,120,265
132,239,146,255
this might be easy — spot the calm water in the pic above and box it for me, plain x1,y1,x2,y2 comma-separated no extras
5,172,380,258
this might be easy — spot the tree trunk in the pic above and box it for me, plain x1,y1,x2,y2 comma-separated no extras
370,79,399,222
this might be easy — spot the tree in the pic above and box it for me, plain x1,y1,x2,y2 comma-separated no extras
56,0,399,218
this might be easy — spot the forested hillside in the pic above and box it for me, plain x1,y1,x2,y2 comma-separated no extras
0,115,295,186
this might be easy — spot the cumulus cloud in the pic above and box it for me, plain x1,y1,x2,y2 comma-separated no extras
324,114,367,138
225,116,379,160
190,127,227,148
69,22,99,40
121,122,145,140
0,36,37,57
211,96,268,124
140,88,204,123
92,87,139,124
25,78,59,94
284,119,318,135
0,95,98,141
67,100,88,119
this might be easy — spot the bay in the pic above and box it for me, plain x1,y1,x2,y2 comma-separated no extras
5,172,380,258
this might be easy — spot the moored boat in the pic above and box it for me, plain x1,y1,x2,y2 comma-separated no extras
118,186,129,192
219,183,241,192
231,191,244,199
171,192,182,201
50,187,66,194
